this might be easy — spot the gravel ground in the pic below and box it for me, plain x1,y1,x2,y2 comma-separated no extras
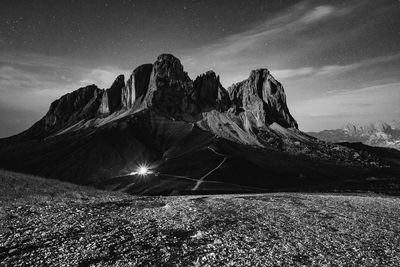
1,171,400,266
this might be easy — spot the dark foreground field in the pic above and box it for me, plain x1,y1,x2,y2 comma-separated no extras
1,170,400,266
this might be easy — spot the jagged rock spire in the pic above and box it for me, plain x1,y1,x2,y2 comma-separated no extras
107,74,125,113
193,71,231,112
143,54,200,121
229,69,298,129
18,54,298,140
121,64,153,109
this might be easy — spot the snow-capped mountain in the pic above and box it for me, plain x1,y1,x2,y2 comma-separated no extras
308,121,400,150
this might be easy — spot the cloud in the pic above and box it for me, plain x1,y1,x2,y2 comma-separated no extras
0,52,129,89
316,52,400,77
272,67,316,79
180,1,359,87
270,52,400,80
185,3,349,59
302,5,336,24
79,67,129,87
292,82,400,131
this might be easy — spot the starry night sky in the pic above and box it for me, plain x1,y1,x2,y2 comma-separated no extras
1,0,400,137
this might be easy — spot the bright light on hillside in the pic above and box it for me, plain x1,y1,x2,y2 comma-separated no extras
130,164,153,176
137,166,149,175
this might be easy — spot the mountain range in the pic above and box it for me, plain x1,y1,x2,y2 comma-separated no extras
0,54,397,194
308,121,400,151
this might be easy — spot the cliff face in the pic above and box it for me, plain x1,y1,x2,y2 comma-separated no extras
25,84,104,138
106,74,125,113
143,54,201,121
22,77,126,138
229,69,297,129
121,63,153,109
24,54,297,138
193,71,231,112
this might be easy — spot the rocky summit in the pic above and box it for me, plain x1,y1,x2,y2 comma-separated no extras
0,54,397,194
229,69,297,129
13,54,297,138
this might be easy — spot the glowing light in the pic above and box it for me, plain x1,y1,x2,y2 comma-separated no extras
130,164,153,176
137,166,149,175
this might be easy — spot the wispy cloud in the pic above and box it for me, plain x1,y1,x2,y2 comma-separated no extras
195,4,347,58
273,67,316,79
272,52,400,80
181,1,360,87
293,82,400,131
0,52,129,89
302,5,336,24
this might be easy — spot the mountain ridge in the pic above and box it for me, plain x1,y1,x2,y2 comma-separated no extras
0,54,393,194
308,121,400,151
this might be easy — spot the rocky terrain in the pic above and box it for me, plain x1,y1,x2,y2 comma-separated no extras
308,121,400,151
0,54,398,194
1,170,400,266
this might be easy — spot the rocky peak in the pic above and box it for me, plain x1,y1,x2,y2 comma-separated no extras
343,121,393,135
32,75,126,135
371,121,392,132
143,54,200,121
106,74,125,113
228,69,298,129
42,84,102,132
152,54,187,80
391,120,400,130
121,63,153,109
193,71,231,112
20,54,300,140
111,74,125,88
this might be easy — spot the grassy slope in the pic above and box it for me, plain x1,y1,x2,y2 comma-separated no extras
1,170,400,266
0,169,121,203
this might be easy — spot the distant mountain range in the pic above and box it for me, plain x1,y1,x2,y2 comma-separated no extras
0,54,398,194
308,121,400,151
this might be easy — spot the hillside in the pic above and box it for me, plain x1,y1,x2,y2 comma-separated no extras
0,170,399,266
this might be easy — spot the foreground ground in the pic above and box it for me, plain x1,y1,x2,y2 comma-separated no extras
0,170,400,266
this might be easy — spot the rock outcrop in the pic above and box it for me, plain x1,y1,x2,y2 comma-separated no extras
39,55,298,131
143,54,200,121
193,71,231,112
97,90,110,115
17,77,124,139
121,64,153,109
107,74,125,113
14,54,299,141
229,69,298,129
42,85,103,131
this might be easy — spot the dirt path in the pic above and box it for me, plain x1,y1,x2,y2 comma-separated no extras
191,147,228,191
